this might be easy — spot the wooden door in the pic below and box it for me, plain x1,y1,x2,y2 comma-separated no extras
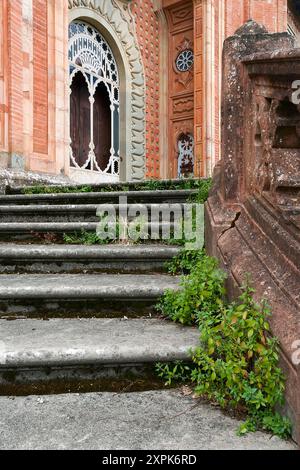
165,0,194,178
70,72,91,169
94,82,111,172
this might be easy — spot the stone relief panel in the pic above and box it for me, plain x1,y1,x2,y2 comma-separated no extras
254,90,300,197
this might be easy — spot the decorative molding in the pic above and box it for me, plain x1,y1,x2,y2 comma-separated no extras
68,0,145,181
169,4,192,26
173,96,194,116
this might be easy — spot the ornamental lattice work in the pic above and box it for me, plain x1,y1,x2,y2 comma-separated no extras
176,49,194,72
68,21,120,180
178,133,194,177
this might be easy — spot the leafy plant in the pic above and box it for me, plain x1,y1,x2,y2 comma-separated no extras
157,254,226,325
63,230,108,245
190,284,290,437
157,249,291,439
188,178,212,203
238,412,291,438
156,361,193,386
166,249,205,275
22,178,212,195
63,216,150,246
23,185,92,194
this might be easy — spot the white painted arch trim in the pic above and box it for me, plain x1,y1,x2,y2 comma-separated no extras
68,0,146,181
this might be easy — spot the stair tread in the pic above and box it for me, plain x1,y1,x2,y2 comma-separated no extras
0,244,180,258
0,318,199,367
0,273,180,298
0,203,189,211
0,189,197,203
0,221,175,228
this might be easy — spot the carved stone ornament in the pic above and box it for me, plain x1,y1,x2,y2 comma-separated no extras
68,0,146,181
255,95,280,193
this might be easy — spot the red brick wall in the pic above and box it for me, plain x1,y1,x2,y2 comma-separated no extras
0,0,8,154
249,0,287,32
214,0,220,163
194,0,203,175
131,0,160,179
7,0,23,154
225,0,287,36
33,0,48,155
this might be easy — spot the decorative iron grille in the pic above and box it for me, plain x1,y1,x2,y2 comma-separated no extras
69,21,120,179
176,49,194,72
178,133,195,176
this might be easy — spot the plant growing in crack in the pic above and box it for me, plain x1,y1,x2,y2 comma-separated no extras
156,251,292,439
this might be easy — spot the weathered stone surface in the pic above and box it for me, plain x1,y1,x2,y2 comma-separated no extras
0,189,198,205
220,20,293,202
0,169,73,194
0,244,180,274
0,273,181,317
0,273,180,300
0,318,199,369
0,390,297,450
0,203,187,223
205,21,300,444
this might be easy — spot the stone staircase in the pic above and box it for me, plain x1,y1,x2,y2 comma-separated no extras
0,187,199,395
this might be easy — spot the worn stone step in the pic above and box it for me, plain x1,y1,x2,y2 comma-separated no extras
0,273,180,318
6,178,201,195
0,221,181,242
0,203,188,223
0,220,179,233
0,318,199,394
0,189,197,206
0,244,180,274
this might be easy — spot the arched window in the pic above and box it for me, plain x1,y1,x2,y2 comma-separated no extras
69,21,120,181
178,133,194,177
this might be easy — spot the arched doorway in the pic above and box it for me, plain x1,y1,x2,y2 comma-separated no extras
69,21,120,182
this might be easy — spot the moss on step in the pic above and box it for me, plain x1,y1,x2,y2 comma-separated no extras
19,178,211,195
0,368,174,397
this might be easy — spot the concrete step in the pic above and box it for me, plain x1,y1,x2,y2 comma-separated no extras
0,244,180,274
0,203,189,223
0,318,199,394
0,273,180,317
0,189,197,206
0,221,180,242
0,204,100,223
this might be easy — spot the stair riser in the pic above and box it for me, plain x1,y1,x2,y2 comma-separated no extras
0,205,183,223
0,225,180,244
0,299,159,318
0,364,170,396
0,214,100,223
0,214,177,223
0,259,169,274
0,192,196,206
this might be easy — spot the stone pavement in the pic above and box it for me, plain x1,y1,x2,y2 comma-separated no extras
0,389,297,450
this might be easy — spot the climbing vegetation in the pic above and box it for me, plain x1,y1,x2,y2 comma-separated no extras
22,178,212,195
157,252,226,325
156,251,292,439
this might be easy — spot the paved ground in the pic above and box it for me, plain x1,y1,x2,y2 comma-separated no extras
0,389,297,450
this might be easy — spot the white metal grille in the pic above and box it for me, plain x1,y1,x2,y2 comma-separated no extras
69,21,120,180
178,133,194,177
176,50,194,72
